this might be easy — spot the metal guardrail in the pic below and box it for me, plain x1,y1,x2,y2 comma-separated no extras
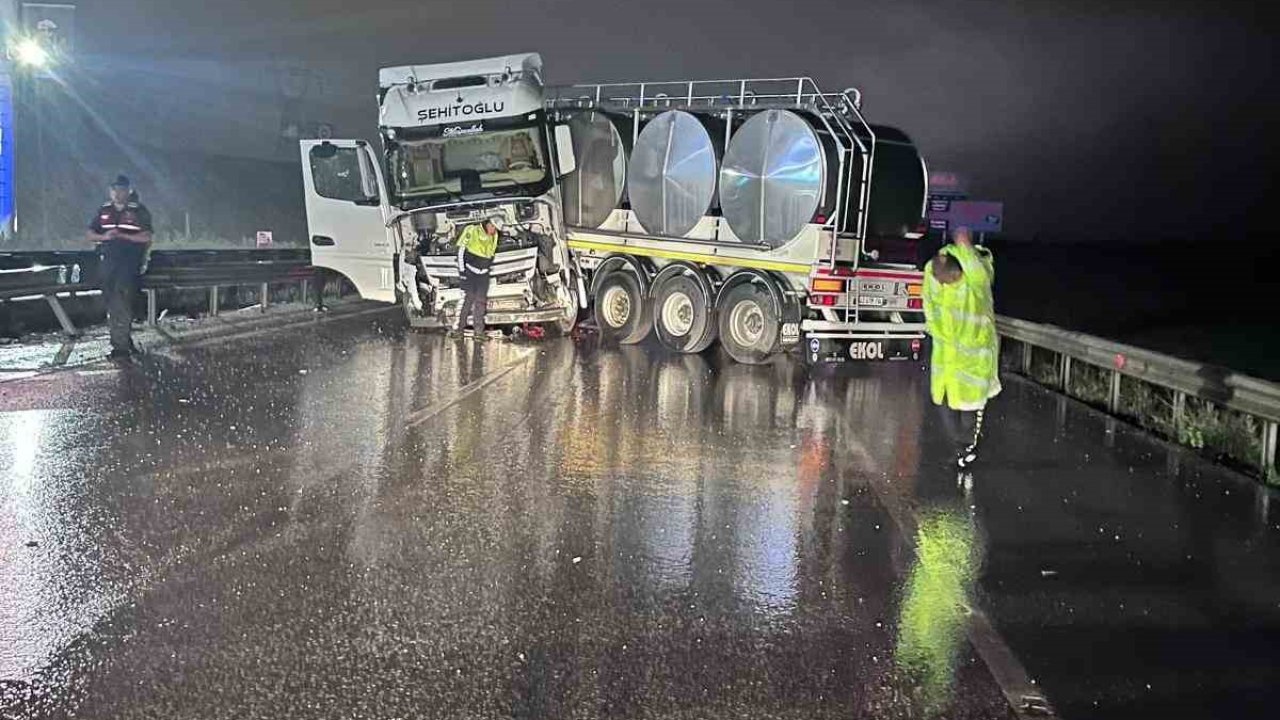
1,248,317,336
997,315,1280,479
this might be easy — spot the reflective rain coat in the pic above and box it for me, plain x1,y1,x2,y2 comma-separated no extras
923,243,1001,411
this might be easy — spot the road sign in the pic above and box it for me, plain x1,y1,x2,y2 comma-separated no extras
947,201,1003,233
256,230,273,248
928,170,967,197
926,200,1003,233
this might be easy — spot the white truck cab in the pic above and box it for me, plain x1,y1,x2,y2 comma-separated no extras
301,53,582,332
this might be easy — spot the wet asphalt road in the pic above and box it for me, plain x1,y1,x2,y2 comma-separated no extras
1,311,1277,719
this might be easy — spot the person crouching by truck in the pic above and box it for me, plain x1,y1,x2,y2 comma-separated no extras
451,214,505,340
923,226,1001,468
86,175,153,362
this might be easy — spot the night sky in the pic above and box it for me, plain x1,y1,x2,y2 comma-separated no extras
28,0,1280,246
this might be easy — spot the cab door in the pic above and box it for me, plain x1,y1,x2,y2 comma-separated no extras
300,139,396,302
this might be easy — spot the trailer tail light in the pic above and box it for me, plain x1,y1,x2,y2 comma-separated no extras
810,278,845,293
907,298,923,310
907,284,923,297
811,294,838,307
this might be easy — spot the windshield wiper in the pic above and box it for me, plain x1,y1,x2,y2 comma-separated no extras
400,187,465,205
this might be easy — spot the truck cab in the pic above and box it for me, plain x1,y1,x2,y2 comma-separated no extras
300,53,582,332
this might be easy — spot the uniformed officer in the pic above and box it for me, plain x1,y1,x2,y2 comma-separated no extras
452,214,504,339
86,175,153,361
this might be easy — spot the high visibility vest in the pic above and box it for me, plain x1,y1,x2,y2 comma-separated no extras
923,243,1002,411
457,223,498,276
459,223,497,259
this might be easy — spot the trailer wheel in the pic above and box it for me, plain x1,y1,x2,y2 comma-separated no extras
652,273,716,353
717,281,781,364
594,271,651,344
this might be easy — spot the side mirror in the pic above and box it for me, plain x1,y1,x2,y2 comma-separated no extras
554,125,577,177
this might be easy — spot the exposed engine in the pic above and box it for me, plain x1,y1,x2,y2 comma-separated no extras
394,200,571,327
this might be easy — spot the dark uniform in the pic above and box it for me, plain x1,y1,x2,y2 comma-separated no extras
90,192,153,355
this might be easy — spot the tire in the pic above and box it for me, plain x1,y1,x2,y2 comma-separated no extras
652,273,716,353
717,281,781,364
593,271,651,344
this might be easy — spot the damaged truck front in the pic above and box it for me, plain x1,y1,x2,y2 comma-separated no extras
300,53,582,333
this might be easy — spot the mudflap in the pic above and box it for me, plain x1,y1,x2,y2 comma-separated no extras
804,336,923,364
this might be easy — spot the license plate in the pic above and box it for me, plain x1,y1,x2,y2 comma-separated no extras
488,299,526,312
859,281,891,294
858,295,887,307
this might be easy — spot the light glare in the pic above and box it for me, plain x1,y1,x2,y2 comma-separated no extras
14,38,49,68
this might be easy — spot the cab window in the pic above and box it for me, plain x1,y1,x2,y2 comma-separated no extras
310,146,378,202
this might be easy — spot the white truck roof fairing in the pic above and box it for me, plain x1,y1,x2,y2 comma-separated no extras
378,54,544,129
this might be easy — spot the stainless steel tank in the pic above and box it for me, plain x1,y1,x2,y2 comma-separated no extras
562,111,629,228
628,110,719,237
854,124,927,241
719,109,827,248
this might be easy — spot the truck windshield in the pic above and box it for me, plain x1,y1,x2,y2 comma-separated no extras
390,121,551,201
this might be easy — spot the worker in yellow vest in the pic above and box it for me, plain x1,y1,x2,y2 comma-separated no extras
452,215,504,339
923,226,1001,468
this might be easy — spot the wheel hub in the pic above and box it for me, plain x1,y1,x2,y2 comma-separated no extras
601,286,632,328
661,291,695,337
729,299,765,347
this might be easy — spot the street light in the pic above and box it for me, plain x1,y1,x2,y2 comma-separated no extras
11,37,50,69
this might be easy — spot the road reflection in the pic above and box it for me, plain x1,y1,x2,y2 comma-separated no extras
894,506,981,714
3,329,1010,717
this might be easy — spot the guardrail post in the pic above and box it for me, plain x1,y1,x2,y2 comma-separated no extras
43,295,80,337
145,289,158,326
300,279,309,305
1263,421,1278,479
209,286,220,316
1173,391,1186,433
1021,340,1032,375
1060,355,1073,395
260,282,270,311
1109,370,1122,413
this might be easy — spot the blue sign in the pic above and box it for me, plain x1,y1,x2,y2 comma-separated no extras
0,71,13,234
